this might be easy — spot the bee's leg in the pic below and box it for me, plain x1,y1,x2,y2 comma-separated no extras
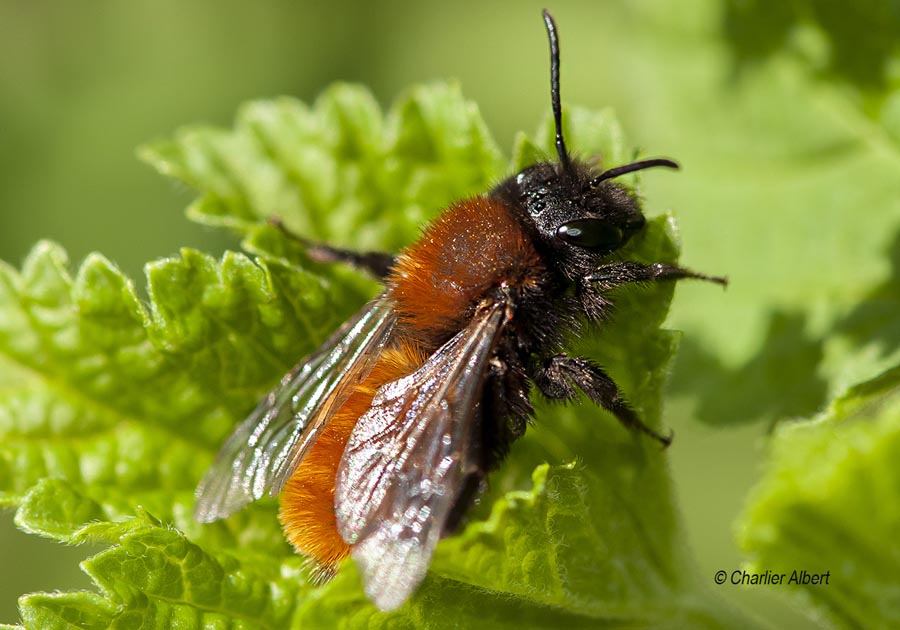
305,243,396,279
578,261,725,321
269,217,395,279
532,354,672,447
443,471,486,535
586,261,726,290
485,353,533,450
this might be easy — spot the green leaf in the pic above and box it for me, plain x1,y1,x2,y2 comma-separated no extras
0,242,341,624
739,364,900,629
18,593,115,630
0,241,363,572
14,479,104,541
723,0,900,93
139,83,506,254
4,2,900,629
511,106,628,172
14,492,306,629
1,80,752,627
609,0,900,433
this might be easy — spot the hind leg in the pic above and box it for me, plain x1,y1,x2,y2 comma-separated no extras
270,217,396,279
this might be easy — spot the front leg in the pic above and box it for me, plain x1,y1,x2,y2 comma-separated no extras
578,261,726,320
587,261,726,291
533,354,672,447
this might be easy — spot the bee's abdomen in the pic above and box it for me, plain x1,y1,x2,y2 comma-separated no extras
388,196,546,348
278,343,426,580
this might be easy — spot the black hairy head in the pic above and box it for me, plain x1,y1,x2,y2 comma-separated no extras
491,158,676,281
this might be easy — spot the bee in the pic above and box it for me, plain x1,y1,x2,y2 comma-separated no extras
194,9,724,612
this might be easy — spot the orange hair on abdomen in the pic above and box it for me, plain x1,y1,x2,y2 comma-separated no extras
278,342,426,579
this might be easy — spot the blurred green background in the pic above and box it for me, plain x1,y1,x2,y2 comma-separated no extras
3,0,899,627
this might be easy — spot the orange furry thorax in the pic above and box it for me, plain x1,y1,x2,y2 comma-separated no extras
388,195,544,348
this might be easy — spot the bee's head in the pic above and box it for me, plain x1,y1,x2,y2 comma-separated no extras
507,156,678,248
494,158,676,280
491,10,678,281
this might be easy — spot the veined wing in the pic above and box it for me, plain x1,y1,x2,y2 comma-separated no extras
195,294,397,523
335,296,510,611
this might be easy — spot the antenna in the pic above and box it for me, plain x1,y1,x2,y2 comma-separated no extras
542,10,571,172
590,158,680,186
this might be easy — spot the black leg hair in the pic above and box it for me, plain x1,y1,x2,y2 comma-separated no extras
533,354,673,447
484,354,533,455
587,261,726,291
269,217,396,279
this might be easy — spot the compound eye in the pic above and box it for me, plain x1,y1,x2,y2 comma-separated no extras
623,215,646,232
556,219,624,251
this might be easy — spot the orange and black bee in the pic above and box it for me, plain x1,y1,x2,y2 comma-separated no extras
195,10,724,612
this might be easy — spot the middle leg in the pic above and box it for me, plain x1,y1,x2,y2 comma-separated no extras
532,353,672,446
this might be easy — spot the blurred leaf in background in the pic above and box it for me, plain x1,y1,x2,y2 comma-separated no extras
740,365,900,630
1,0,899,628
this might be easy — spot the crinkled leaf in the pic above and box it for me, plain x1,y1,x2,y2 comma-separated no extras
1,81,749,628
0,241,363,586
139,83,506,254
14,488,306,629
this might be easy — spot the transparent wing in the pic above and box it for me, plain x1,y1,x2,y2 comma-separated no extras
335,297,510,611
194,294,397,523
